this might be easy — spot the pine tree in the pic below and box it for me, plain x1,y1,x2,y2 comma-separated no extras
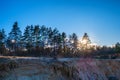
33,25,40,47
8,22,22,49
82,33,91,44
0,29,6,54
115,42,120,53
23,26,33,46
48,27,53,46
8,22,22,42
69,33,78,49
62,32,66,46
0,29,6,44
39,25,48,47
61,32,67,52
52,28,59,46
56,33,62,47
80,33,91,50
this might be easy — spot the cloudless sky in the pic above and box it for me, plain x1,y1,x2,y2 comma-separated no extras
0,0,120,45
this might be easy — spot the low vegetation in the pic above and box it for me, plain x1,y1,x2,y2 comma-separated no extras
0,58,18,79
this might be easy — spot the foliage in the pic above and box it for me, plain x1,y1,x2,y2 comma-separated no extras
115,42,120,53
0,22,120,58
0,29,6,43
8,22,22,42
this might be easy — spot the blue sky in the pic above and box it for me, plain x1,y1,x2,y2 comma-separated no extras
0,0,120,45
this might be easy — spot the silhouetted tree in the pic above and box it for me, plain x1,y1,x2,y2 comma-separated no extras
0,29,6,44
0,29,6,54
80,33,91,50
115,42,120,53
34,25,40,47
1,21,119,58
39,25,48,47
51,28,59,56
0,43,6,55
69,33,78,49
48,27,54,46
22,25,34,49
61,32,67,53
8,22,22,50
82,33,91,44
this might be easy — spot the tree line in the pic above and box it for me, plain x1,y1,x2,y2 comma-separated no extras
0,22,120,58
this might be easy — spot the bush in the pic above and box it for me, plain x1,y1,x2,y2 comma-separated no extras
7,61,18,70
0,60,18,78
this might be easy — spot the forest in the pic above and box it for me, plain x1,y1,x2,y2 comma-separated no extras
0,22,120,59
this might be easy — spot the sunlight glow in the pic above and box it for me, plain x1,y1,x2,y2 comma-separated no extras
11,40,16,43
81,39,88,44
77,35,97,50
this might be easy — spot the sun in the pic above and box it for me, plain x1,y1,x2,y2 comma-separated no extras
77,33,97,50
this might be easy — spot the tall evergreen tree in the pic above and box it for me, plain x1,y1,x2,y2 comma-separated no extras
69,33,78,49
34,25,40,47
39,25,48,47
56,33,62,47
8,22,22,48
48,27,53,46
115,42,120,53
52,28,59,46
80,33,91,50
82,33,91,44
0,29,6,54
62,32,66,46
0,29,6,44
22,25,33,47
61,32,67,52
23,25,34,43
23,26,30,43
8,22,22,42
